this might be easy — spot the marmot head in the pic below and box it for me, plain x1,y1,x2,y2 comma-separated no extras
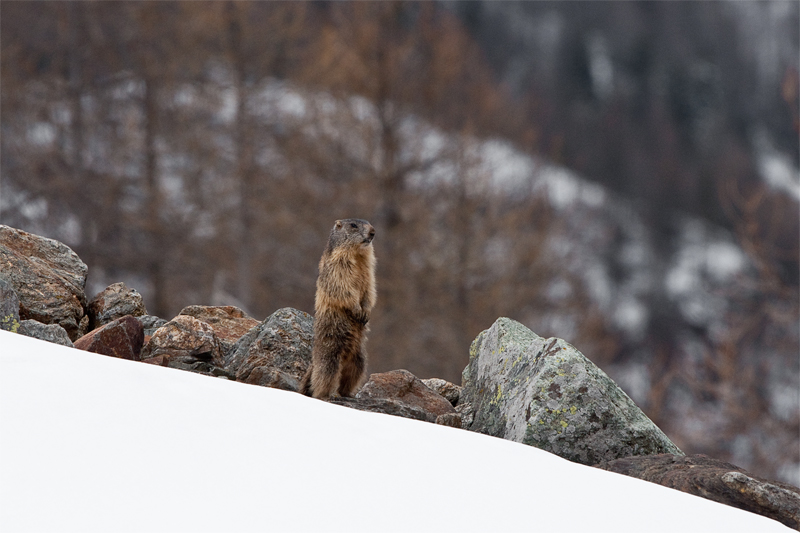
327,218,375,251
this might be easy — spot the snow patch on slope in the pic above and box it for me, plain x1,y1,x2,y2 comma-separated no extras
0,331,791,533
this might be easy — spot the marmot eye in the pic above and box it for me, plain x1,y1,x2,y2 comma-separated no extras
350,222,358,229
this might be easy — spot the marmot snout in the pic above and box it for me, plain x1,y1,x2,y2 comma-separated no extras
299,218,377,399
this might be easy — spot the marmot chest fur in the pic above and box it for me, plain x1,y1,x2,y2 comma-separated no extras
300,218,376,399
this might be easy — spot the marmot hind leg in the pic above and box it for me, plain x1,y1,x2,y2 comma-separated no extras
337,349,366,398
307,352,340,399
299,367,313,397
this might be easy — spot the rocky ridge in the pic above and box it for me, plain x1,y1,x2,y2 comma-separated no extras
1,224,797,529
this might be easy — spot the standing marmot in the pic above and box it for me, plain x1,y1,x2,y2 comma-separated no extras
300,218,376,399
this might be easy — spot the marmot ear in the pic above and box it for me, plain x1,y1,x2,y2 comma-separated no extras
335,220,342,229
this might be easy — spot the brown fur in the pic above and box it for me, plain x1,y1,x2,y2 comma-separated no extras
300,219,376,399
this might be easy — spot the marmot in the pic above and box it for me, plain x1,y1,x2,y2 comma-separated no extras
300,218,377,399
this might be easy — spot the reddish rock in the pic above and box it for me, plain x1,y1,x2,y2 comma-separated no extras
140,315,223,367
74,315,144,360
330,393,462,428
87,282,147,330
356,369,457,419
329,397,433,423
141,355,168,366
178,305,259,356
421,378,462,406
596,454,800,530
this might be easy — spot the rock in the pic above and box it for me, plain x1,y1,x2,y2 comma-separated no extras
87,282,147,330
141,355,168,367
178,305,259,357
0,225,87,339
138,315,168,339
461,317,683,465
0,278,20,332
421,377,462,406
225,307,313,390
596,454,800,530
74,315,144,360
17,319,73,347
435,413,462,428
164,357,236,379
140,315,224,368
328,397,433,423
357,370,457,421
455,402,475,428
325,370,461,426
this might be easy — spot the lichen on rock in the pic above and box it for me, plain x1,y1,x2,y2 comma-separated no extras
0,278,20,333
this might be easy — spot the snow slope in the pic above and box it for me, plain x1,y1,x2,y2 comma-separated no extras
0,331,790,532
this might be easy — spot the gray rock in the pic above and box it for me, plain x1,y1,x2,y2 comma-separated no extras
164,356,236,380
138,315,168,338
0,225,87,340
17,320,74,347
435,412,462,428
87,282,147,330
461,317,683,465
0,278,20,333
421,377,462,406
455,402,475,428
225,307,313,390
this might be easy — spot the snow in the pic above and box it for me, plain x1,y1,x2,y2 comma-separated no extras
0,330,791,532
754,129,800,201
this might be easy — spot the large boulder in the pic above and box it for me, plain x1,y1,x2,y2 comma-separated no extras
225,307,313,391
460,318,683,465
74,315,144,360
0,225,87,339
357,370,458,424
18,320,73,347
596,454,800,530
178,305,259,357
87,283,147,330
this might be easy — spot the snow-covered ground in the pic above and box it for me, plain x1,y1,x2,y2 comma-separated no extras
0,331,790,532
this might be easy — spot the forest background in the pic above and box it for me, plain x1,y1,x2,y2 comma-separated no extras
1,1,798,486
